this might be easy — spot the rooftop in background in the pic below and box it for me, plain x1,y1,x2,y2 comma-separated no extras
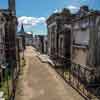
17,24,25,36
47,5,100,22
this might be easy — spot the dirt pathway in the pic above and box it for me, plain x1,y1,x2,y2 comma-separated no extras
15,46,84,100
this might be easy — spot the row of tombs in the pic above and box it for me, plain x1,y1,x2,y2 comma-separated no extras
46,5,100,95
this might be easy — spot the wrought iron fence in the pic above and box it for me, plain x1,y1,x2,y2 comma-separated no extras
69,63,100,99
54,60,100,100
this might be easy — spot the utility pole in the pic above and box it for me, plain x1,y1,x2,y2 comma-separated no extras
8,0,16,15
8,0,17,99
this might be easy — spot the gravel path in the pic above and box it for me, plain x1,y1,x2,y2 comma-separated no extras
15,46,84,100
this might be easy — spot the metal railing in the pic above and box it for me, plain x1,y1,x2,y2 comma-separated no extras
53,60,100,100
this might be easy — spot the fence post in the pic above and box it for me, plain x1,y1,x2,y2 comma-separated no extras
69,62,71,83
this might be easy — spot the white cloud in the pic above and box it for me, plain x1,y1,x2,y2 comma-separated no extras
67,5,79,13
17,16,46,32
26,32,32,34
18,16,46,26
67,5,78,10
54,9,59,13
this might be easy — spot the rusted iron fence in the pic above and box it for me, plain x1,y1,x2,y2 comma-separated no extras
69,63,100,99
54,60,100,100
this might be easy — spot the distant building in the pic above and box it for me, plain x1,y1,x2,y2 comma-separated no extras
46,8,72,66
34,35,44,53
16,36,23,52
34,35,48,54
25,32,33,46
17,24,26,50
43,36,48,54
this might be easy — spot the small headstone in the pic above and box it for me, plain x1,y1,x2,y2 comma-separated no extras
0,92,4,98
0,98,5,100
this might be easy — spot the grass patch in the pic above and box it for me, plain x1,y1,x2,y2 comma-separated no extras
22,58,26,67
0,73,12,100
64,71,69,80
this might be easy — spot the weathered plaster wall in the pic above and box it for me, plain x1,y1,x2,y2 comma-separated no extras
72,47,88,66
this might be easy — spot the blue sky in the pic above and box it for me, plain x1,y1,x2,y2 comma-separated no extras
0,0,100,35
